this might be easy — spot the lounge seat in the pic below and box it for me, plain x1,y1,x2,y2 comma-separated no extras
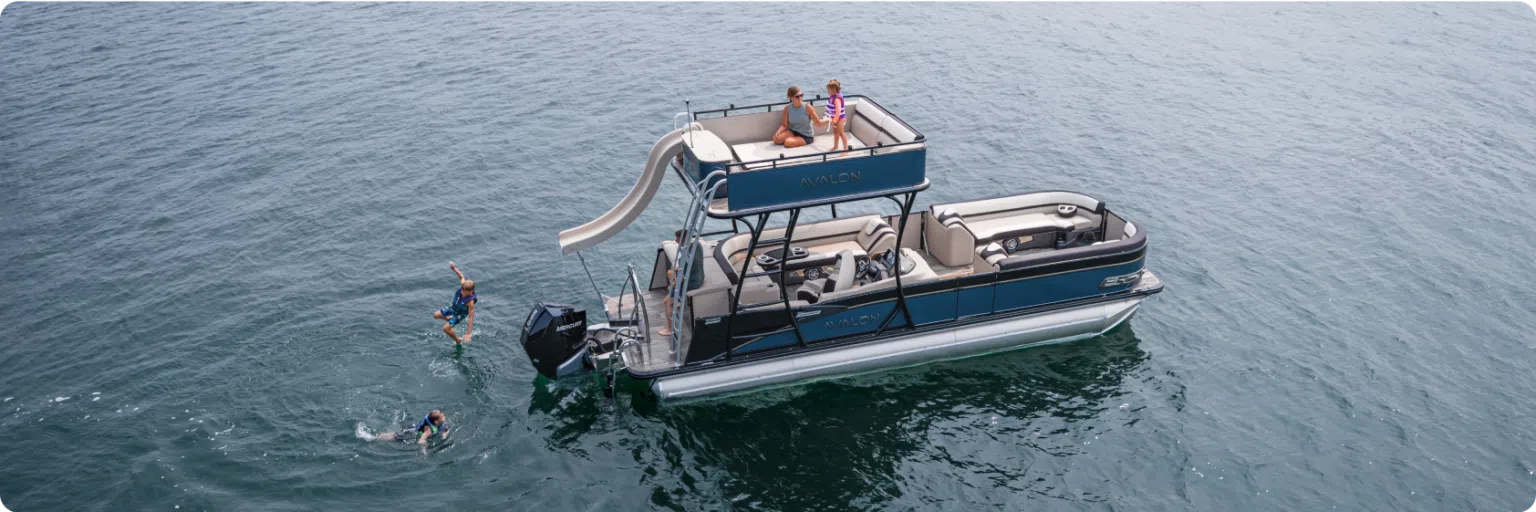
715,215,901,284
964,213,1093,243
976,242,1008,269
924,192,1109,267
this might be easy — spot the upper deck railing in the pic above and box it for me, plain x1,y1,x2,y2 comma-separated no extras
678,95,929,215
692,95,926,142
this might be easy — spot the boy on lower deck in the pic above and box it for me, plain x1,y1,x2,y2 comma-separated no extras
433,261,477,344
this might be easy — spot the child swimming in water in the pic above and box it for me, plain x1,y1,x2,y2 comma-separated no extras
433,261,476,344
360,410,449,446
824,79,848,152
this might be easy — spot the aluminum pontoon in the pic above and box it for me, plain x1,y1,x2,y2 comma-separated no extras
519,95,1163,401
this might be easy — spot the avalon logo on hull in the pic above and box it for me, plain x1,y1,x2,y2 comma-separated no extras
801,171,862,189
1100,270,1144,289
824,314,880,330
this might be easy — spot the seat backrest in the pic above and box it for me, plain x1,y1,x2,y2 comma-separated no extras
856,217,898,255
814,102,859,138
817,248,938,303
976,242,1008,270
827,249,859,294
934,191,1105,220
796,278,826,303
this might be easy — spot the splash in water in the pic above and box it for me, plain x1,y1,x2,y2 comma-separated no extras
353,423,375,441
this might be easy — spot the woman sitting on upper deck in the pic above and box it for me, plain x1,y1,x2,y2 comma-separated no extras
771,86,828,149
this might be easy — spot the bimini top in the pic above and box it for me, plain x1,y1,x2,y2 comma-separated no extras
557,96,926,254
676,95,928,218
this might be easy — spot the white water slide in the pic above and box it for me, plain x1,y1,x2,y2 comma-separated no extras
558,128,689,255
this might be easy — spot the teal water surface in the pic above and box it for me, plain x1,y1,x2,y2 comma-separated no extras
2,3,1536,510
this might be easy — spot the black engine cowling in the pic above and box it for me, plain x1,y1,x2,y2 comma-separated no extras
519,303,588,379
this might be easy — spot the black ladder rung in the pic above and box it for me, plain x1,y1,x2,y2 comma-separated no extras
755,237,791,246
743,270,789,279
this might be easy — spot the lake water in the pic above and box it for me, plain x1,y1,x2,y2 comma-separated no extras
2,3,1535,510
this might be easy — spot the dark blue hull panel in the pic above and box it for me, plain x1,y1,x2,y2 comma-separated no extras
906,290,958,326
726,149,926,212
994,259,1145,313
729,257,1145,356
956,285,995,319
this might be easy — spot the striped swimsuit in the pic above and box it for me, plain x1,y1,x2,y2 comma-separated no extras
826,93,845,120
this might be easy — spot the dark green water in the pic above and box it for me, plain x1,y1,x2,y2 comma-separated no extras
2,3,1535,510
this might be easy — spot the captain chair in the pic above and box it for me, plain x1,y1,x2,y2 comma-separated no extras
793,249,861,304
828,249,860,294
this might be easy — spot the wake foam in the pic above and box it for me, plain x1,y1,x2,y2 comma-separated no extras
354,422,375,441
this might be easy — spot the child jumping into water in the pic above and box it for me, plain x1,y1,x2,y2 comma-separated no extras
433,261,476,344
824,79,848,152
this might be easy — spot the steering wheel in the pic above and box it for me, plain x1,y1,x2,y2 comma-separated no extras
1002,237,1020,254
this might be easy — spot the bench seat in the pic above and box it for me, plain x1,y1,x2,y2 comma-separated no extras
965,213,1096,243
923,191,1110,267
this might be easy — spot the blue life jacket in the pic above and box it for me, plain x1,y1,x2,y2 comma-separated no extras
451,289,477,316
415,414,444,435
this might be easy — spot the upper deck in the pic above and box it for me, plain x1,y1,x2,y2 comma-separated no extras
672,95,928,218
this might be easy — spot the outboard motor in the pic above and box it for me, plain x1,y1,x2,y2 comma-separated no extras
519,303,588,379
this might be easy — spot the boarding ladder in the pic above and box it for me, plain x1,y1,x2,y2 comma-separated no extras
665,168,727,366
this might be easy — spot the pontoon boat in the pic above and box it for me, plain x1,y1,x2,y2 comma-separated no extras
518,96,1164,401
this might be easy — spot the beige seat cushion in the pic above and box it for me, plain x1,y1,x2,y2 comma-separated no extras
966,213,1084,241
807,241,865,256
817,248,938,303
731,131,868,170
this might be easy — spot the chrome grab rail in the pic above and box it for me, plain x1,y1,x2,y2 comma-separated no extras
624,264,648,343
611,266,646,394
612,263,646,332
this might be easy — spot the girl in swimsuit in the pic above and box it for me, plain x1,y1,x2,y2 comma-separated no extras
825,79,848,152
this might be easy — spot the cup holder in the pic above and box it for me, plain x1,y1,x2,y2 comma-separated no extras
1057,204,1078,217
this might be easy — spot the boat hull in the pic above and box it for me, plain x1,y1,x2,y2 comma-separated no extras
647,294,1145,401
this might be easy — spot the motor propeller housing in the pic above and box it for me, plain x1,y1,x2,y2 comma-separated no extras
519,303,588,379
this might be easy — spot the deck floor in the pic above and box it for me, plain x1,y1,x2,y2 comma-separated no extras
614,289,690,373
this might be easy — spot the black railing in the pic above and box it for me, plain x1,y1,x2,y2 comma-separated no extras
691,95,926,142
724,139,926,175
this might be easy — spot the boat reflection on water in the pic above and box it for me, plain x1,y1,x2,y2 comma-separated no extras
526,324,1151,508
